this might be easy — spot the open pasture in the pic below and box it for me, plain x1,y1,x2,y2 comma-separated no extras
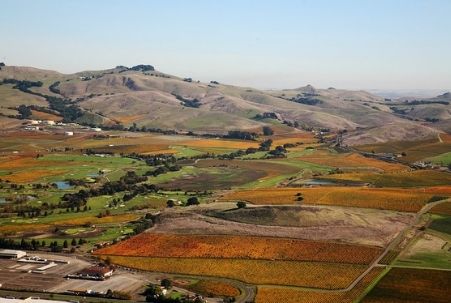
95,233,382,264
222,187,439,212
157,159,301,190
100,255,366,289
396,232,451,269
357,136,451,163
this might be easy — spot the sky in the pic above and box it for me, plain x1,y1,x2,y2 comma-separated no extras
1,0,450,90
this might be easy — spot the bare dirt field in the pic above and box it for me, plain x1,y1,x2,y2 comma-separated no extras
149,204,414,247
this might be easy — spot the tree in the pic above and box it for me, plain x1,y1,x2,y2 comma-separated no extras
17,105,32,119
166,199,175,208
161,278,172,289
106,289,113,298
236,201,247,209
262,126,274,136
259,139,273,151
71,238,77,246
104,256,112,266
186,196,199,206
63,240,68,248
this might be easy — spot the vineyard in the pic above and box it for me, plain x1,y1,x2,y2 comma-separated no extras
100,256,366,289
95,233,382,264
429,200,451,215
222,187,440,212
321,170,451,187
299,152,407,172
255,267,384,303
363,268,451,302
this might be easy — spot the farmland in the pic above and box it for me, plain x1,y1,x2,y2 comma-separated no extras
96,233,382,264
0,111,449,302
255,267,384,303
362,268,451,303
320,169,451,187
100,255,366,289
185,280,241,298
221,187,442,212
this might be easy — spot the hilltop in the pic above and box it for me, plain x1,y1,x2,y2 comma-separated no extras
0,64,447,144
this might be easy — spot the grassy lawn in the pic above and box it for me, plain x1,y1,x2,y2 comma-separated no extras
427,151,451,166
395,231,451,269
429,214,451,235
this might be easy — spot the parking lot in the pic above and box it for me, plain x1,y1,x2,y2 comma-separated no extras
0,253,145,295
0,253,88,291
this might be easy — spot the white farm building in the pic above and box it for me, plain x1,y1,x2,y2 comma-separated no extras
0,249,27,259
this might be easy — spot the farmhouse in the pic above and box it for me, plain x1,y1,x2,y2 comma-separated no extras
68,265,114,280
45,120,56,125
64,131,74,136
0,249,27,259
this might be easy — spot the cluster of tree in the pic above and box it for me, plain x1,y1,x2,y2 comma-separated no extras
225,130,258,141
173,94,202,108
102,122,180,136
218,149,247,160
267,145,288,158
259,139,273,151
1,78,43,91
62,171,152,208
262,126,274,136
144,283,205,303
145,164,181,177
84,148,114,156
129,64,155,72
125,153,177,167
291,96,322,106
133,213,156,234
425,117,440,123
16,207,53,218
282,120,300,128
3,78,84,122
186,196,200,206
403,100,449,105
62,238,87,248
390,107,409,115
17,104,32,119
48,81,61,94
123,183,158,201
0,238,39,250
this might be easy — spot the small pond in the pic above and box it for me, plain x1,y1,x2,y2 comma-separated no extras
54,181,73,190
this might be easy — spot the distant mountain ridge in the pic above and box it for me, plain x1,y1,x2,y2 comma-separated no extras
0,64,448,144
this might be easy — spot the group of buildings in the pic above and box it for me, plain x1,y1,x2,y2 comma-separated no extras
22,119,102,136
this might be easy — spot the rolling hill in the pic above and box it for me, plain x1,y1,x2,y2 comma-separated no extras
0,63,447,144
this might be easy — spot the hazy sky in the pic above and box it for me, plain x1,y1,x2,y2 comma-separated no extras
1,0,450,90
